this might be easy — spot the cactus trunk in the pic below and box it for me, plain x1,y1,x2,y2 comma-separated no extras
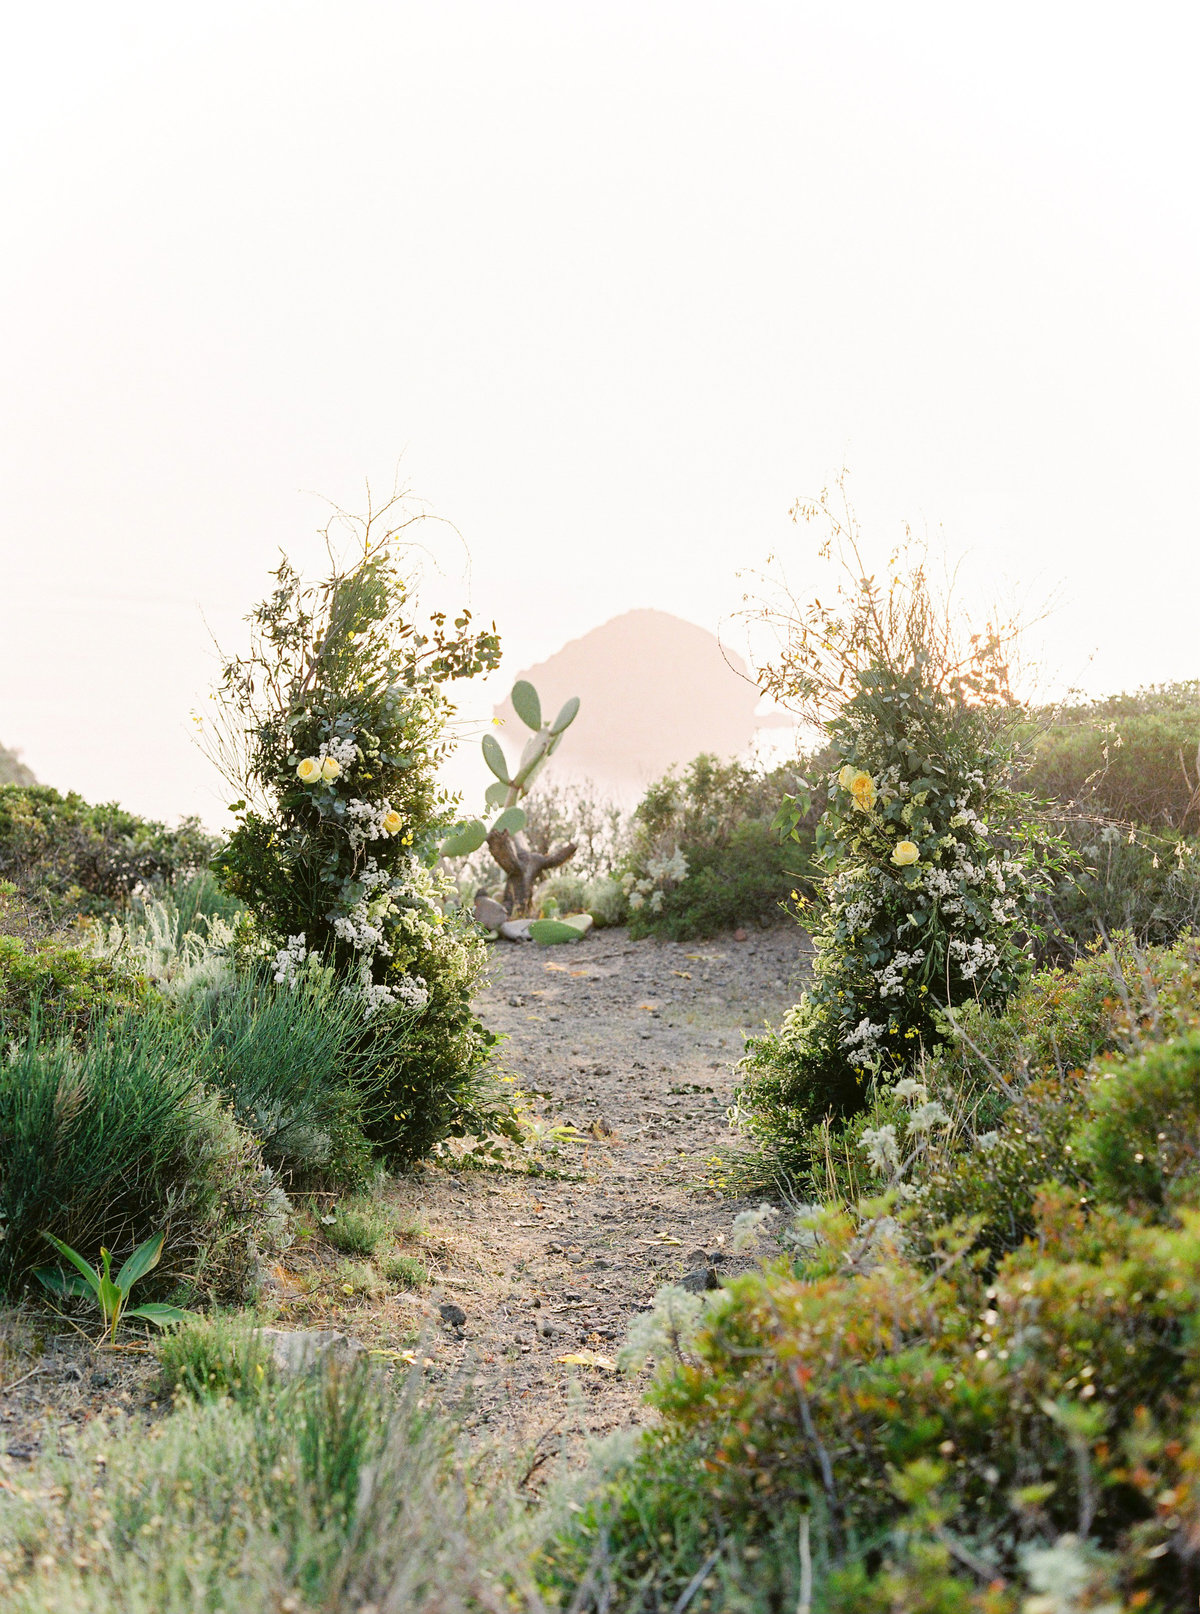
486,827,578,916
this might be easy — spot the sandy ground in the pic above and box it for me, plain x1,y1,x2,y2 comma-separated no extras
379,921,811,1454
0,922,811,1470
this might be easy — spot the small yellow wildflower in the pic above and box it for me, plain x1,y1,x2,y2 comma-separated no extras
891,840,920,867
297,757,321,784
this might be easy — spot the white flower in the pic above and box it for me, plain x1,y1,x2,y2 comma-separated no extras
861,1123,900,1176
906,1100,949,1135
892,1077,927,1104
271,933,309,987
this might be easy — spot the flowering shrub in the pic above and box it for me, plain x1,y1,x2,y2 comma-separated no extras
737,490,1054,1166
209,513,507,1163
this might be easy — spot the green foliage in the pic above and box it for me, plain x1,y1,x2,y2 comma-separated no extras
0,784,217,924
552,1050,1200,1609
736,499,1056,1179
34,1228,193,1342
0,1361,543,1612
0,1010,290,1302
156,1311,275,1405
383,1252,429,1289
361,919,510,1168
208,523,508,1167
189,969,379,1187
622,753,812,940
322,1196,391,1256
0,930,149,1046
1024,680,1200,830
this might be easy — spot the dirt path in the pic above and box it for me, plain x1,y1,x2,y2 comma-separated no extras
384,922,810,1454
0,923,810,1469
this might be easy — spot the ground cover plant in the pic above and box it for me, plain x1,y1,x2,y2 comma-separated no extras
0,1355,547,1613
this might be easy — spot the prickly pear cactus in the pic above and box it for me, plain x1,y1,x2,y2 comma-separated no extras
440,680,581,919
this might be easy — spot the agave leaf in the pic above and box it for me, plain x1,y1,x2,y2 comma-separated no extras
481,733,510,783
115,1229,166,1294
490,806,526,837
124,1304,196,1328
39,1232,101,1299
510,680,542,732
549,696,580,735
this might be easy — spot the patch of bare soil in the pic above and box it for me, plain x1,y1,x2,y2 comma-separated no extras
377,921,811,1455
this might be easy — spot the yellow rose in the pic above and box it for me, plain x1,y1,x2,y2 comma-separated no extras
321,757,341,781
837,764,857,790
296,757,321,784
381,810,403,835
891,840,920,867
849,770,876,812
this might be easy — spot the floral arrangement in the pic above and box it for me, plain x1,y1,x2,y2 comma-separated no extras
210,508,501,1021
737,481,1056,1147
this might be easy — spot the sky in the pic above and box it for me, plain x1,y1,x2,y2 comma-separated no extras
2,2,1197,825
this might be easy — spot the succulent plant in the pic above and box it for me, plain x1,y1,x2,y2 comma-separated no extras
441,680,582,918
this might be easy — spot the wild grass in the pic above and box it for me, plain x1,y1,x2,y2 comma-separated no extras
0,1359,550,1613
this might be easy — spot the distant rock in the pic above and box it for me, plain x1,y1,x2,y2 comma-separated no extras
494,609,791,797
0,742,36,788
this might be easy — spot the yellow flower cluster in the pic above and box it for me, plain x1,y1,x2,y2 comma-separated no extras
838,764,876,813
297,757,341,784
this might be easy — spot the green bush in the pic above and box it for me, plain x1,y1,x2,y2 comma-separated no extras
0,1011,289,1302
0,784,217,924
322,1196,390,1256
621,753,814,941
1023,680,1200,830
549,1013,1200,1611
0,1360,543,1613
0,931,149,1046
1042,821,1200,956
383,1253,429,1289
189,970,378,1188
157,1311,275,1405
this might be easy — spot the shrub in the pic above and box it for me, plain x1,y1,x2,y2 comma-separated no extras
1023,680,1200,830
208,513,509,1166
383,1253,429,1289
1042,821,1200,957
621,753,814,940
156,1311,275,1405
0,784,217,924
0,930,149,1046
322,1196,390,1256
550,1020,1200,1611
189,970,378,1188
0,1011,289,1302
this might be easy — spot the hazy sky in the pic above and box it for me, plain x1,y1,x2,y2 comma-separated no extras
2,3,1196,824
